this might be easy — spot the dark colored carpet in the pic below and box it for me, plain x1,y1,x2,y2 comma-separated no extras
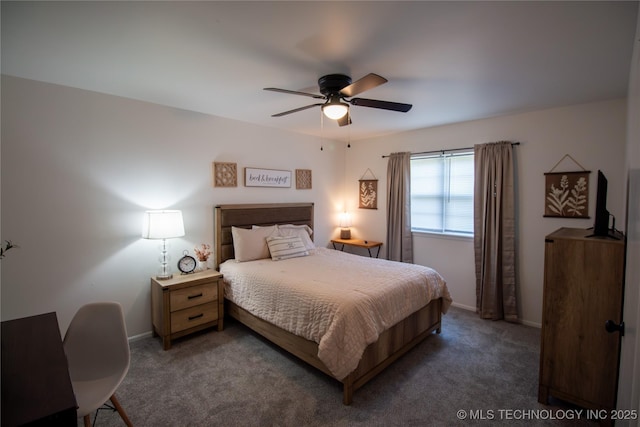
87,307,595,426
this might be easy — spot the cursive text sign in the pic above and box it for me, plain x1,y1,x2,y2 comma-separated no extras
244,168,292,188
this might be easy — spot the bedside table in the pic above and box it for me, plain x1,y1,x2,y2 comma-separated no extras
151,270,224,350
331,238,382,258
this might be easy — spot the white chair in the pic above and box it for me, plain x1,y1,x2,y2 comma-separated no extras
63,302,133,427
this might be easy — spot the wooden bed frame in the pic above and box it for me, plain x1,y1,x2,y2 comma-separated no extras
214,202,443,405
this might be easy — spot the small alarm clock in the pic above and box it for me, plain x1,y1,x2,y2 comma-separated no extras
177,250,197,274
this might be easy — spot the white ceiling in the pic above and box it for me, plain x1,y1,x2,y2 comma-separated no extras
2,1,637,142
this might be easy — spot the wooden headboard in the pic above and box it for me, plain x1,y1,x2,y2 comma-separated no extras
214,203,314,269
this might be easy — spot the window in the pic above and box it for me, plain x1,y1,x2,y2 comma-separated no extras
410,151,474,236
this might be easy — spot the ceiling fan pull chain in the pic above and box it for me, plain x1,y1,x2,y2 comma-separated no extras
320,110,324,151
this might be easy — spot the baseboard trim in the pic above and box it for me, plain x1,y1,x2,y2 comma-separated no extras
128,331,153,343
451,302,476,312
450,302,541,329
520,319,541,328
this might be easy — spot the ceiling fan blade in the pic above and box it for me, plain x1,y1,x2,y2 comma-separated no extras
264,87,325,99
271,103,323,117
337,113,352,127
339,73,387,97
349,98,412,112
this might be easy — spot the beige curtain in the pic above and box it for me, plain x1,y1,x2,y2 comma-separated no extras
474,142,518,321
386,152,413,263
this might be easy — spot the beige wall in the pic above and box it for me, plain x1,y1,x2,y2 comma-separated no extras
0,75,628,333
346,99,627,326
0,75,345,336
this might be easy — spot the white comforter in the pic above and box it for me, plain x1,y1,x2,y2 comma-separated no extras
220,247,452,380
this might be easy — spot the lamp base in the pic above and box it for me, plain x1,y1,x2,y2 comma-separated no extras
340,228,351,239
156,238,173,280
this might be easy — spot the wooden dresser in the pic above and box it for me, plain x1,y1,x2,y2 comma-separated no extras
151,270,224,350
538,227,625,419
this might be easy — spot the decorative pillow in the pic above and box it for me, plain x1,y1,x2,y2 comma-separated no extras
266,235,309,261
277,224,315,251
231,225,277,262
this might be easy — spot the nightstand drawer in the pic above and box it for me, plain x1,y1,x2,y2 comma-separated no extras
169,283,217,312
171,302,218,333
151,270,224,350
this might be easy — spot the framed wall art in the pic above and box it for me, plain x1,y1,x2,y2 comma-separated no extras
359,168,378,209
213,162,238,187
296,169,312,189
544,171,590,218
544,154,590,218
244,167,291,188
359,179,378,209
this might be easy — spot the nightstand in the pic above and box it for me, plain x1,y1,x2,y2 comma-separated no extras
331,238,382,258
151,270,224,350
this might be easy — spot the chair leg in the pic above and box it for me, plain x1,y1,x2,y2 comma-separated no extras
109,394,133,427
83,414,92,427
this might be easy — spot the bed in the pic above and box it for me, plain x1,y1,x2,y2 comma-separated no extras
214,202,451,405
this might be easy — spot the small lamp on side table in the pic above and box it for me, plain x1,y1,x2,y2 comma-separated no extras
142,210,185,280
339,212,352,239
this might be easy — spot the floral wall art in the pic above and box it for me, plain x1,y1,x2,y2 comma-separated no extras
544,171,590,218
359,179,378,209
358,168,378,209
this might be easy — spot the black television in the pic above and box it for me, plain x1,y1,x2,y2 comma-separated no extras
589,170,619,239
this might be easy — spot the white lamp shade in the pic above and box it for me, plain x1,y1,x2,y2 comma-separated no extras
142,210,185,239
339,212,352,228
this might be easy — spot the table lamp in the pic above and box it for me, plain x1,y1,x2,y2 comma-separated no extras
339,212,352,239
142,210,185,280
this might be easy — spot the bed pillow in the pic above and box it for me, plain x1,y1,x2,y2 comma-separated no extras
276,224,315,251
266,235,309,261
231,225,277,262
278,224,313,235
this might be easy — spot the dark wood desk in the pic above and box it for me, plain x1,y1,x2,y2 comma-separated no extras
1,312,77,426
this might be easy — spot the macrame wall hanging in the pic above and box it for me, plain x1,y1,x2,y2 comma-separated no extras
543,154,591,218
359,168,378,209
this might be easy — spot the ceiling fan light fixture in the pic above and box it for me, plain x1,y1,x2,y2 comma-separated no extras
267,73,411,123
322,96,349,120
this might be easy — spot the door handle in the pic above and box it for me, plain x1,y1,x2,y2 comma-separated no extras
605,320,625,336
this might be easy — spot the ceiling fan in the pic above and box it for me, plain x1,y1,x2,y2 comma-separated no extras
264,73,412,127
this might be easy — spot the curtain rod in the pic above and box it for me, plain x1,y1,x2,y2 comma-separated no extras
381,142,520,158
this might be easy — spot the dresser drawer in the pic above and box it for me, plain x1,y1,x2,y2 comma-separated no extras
170,302,218,333
169,282,217,312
